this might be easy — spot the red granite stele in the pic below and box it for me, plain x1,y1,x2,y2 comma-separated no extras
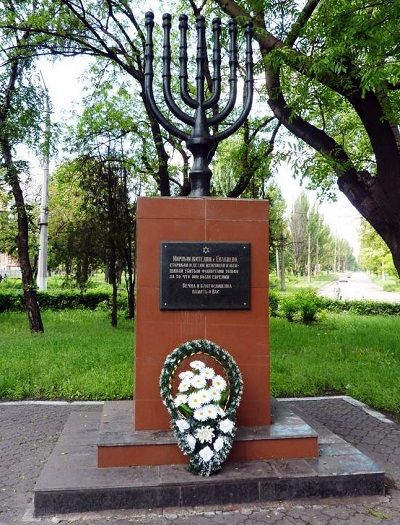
97,197,318,467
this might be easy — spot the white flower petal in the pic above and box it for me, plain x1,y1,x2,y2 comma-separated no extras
190,360,206,370
186,434,196,451
203,403,217,420
200,367,215,380
219,419,235,434
174,394,187,407
214,436,224,452
179,371,194,380
190,375,207,389
212,375,227,391
195,425,215,443
193,407,208,421
176,419,190,432
178,379,191,393
187,392,204,409
199,446,214,462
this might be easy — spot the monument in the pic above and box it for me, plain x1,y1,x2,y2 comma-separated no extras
33,11,384,516
97,11,318,468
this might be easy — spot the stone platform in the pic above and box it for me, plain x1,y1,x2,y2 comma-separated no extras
33,400,384,517
97,400,318,467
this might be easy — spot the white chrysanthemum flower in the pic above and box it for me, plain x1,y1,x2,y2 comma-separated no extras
200,366,215,380
186,434,196,451
212,375,227,391
190,360,206,370
208,386,221,402
178,379,191,393
174,394,187,407
213,436,224,452
197,388,211,405
195,425,215,443
179,370,194,380
219,418,234,434
205,404,218,419
176,419,190,432
187,391,204,409
199,445,214,462
191,374,207,389
193,406,208,421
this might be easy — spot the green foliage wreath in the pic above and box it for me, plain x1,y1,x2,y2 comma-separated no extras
160,339,243,476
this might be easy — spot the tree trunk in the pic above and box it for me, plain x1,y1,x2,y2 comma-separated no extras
1,140,43,332
141,92,171,196
106,163,118,327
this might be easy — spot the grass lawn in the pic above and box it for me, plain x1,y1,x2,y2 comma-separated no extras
271,313,400,418
0,310,133,400
1,309,400,419
269,273,337,295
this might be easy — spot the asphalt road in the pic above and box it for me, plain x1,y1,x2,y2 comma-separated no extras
318,271,400,303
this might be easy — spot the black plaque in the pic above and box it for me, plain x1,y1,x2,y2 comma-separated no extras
160,242,250,310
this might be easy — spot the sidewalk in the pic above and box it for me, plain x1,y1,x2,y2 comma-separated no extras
1,397,399,525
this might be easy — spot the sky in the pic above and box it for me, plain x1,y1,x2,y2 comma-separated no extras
32,38,362,257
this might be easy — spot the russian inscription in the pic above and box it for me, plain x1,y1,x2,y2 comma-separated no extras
160,242,250,310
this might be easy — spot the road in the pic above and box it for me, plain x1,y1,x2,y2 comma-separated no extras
318,271,400,303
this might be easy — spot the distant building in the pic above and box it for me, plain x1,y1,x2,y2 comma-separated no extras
0,253,22,278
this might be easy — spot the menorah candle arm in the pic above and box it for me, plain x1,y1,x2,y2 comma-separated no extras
145,12,188,141
195,15,207,106
204,17,222,110
179,14,197,109
162,14,195,126
214,21,253,142
207,19,238,126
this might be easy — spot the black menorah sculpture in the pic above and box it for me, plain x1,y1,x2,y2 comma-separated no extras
144,12,254,197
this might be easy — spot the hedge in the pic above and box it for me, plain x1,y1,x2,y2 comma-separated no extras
318,297,400,316
269,291,400,317
0,290,111,313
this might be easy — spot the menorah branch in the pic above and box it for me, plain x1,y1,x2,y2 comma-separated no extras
144,12,253,197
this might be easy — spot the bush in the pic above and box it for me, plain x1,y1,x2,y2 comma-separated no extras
269,290,280,317
382,282,399,293
0,290,111,313
319,297,400,316
279,289,322,324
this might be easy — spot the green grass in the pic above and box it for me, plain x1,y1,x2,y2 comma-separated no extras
271,314,400,418
1,309,400,420
375,277,400,293
0,273,113,293
269,273,337,295
0,309,133,400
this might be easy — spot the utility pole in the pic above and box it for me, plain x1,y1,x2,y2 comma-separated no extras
307,232,311,284
275,247,280,278
279,236,286,291
333,238,337,274
37,74,50,291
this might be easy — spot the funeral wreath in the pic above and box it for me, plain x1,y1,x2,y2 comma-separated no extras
160,339,243,476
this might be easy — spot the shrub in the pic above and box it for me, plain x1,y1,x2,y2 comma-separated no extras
269,290,280,317
319,298,400,316
382,282,399,293
0,290,112,313
279,289,322,324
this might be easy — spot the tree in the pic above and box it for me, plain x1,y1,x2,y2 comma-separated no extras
3,0,179,196
289,193,309,275
0,3,45,331
214,0,400,275
359,219,396,277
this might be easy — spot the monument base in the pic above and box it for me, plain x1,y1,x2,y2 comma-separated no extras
97,400,318,467
33,400,384,517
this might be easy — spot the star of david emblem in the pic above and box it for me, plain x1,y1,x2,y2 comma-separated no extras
203,246,210,254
